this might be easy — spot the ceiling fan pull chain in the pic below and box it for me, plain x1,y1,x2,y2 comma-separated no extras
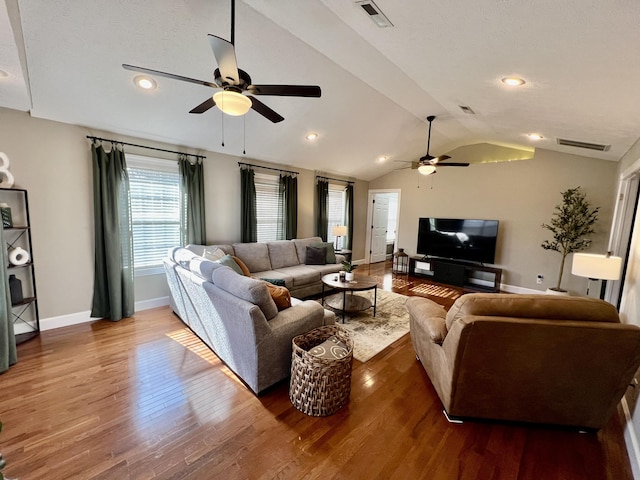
221,108,225,147
243,115,246,155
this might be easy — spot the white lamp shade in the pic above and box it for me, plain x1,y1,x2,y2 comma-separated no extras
213,90,252,116
332,225,347,236
418,164,436,175
571,253,623,280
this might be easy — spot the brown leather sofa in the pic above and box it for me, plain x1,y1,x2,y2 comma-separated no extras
407,293,640,430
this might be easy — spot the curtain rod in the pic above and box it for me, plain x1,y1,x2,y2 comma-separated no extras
87,136,206,160
238,162,299,175
316,175,354,185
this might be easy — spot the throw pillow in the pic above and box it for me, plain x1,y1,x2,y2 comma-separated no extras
309,336,349,359
311,242,336,264
264,282,291,311
216,254,244,275
203,246,226,261
231,255,251,276
305,246,326,265
260,278,286,287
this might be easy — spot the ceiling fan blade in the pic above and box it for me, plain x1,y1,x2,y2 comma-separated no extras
189,97,216,114
208,34,239,85
122,64,218,88
431,155,451,164
437,162,470,167
248,84,321,97
249,96,284,123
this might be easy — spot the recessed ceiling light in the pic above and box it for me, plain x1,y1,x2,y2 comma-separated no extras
501,76,526,87
377,156,388,162
0,70,8,78
305,132,318,141
133,75,157,90
528,133,543,140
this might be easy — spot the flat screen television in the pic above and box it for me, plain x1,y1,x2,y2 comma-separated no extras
417,217,499,265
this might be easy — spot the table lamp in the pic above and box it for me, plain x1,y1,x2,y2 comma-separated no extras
332,225,347,250
571,252,623,299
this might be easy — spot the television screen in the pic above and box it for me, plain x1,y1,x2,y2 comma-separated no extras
417,218,499,264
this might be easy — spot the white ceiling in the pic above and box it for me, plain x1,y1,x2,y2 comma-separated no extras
2,0,639,181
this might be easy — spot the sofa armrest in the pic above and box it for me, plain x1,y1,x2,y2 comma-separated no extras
406,296,448,344
266,300,328,337
335,253,346,264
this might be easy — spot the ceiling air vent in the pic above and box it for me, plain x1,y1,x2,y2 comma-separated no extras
354,1,394,28
556,138,610,152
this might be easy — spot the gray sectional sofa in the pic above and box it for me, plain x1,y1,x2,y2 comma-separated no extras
188,236,346,298
163,238,340,395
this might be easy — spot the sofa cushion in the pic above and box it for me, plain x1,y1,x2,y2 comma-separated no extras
252,270,295,289
213,267,278,320
445,293,620,331
305,246,327,265
311,242,336,264
216,254,244,276
232,255,251,276
203,246,226,261
264,282,292,311
274,265,322,286
292,237,324,264
233,242,272,272
189,257,223,282
267,241,300,269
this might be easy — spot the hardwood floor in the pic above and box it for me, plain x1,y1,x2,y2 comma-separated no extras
0,261,633,479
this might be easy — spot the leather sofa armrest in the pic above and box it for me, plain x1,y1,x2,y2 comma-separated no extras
406,296,448,344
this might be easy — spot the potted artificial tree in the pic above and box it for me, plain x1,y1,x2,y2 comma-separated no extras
541,186,599,293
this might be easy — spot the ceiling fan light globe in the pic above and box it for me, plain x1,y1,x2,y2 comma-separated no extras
213,90,252,116
418,165,437,175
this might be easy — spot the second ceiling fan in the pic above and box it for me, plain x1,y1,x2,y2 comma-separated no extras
404,116,470,174
123,0,321,123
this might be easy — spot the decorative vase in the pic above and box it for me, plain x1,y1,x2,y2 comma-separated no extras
345,272,354,282
9,274,23,305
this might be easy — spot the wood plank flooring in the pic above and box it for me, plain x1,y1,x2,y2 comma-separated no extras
0,262,633,479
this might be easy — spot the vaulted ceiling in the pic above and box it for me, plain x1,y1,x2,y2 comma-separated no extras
2,0,639,181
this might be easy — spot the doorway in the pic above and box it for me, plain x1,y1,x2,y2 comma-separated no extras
365,189,401,264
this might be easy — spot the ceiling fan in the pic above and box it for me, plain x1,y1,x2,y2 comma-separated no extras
122,0,321,123
399,116,470,174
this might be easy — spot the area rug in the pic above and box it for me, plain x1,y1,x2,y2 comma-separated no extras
318,289,410,362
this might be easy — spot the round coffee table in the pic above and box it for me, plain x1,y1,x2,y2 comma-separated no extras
321,273,378,323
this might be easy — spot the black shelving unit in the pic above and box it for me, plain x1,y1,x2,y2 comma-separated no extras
1,187,39,344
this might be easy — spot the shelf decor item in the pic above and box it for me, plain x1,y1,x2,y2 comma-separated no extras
0,203,11,228
9,274,22,305
0,152,14,188
541,186,599,292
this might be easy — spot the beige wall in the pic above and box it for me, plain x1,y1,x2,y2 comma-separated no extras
0,107,369,321
369,147,618,293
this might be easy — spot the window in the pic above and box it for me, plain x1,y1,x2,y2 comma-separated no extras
255,172,284,242
127,155,180,275
327,183,346,248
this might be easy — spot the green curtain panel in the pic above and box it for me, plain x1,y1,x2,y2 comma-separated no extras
0,225,16,373
280,174,298,240
91,143,135,321
240,167,257,243
345,183,354,250
315,178,329,241
179,157,206,245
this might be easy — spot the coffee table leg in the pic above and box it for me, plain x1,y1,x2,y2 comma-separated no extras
322,282,325,306
373,285,377,317
342,290,346,323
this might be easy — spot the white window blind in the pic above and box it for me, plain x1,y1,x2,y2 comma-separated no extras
255,172,284,243
327,184,346,247
127,155,180,274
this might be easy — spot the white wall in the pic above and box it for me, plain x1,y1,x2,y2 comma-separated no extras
0,107,369,325
369,147,618,293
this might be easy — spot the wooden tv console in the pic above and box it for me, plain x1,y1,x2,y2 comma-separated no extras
408,256,503,293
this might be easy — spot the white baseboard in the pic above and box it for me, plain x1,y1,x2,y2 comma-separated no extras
40,296,170,331
500,283,545,295
622,398,640,479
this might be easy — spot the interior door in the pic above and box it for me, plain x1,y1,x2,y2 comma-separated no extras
370,194,389,263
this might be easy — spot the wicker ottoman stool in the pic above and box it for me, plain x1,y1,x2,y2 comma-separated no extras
289,325,354,416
